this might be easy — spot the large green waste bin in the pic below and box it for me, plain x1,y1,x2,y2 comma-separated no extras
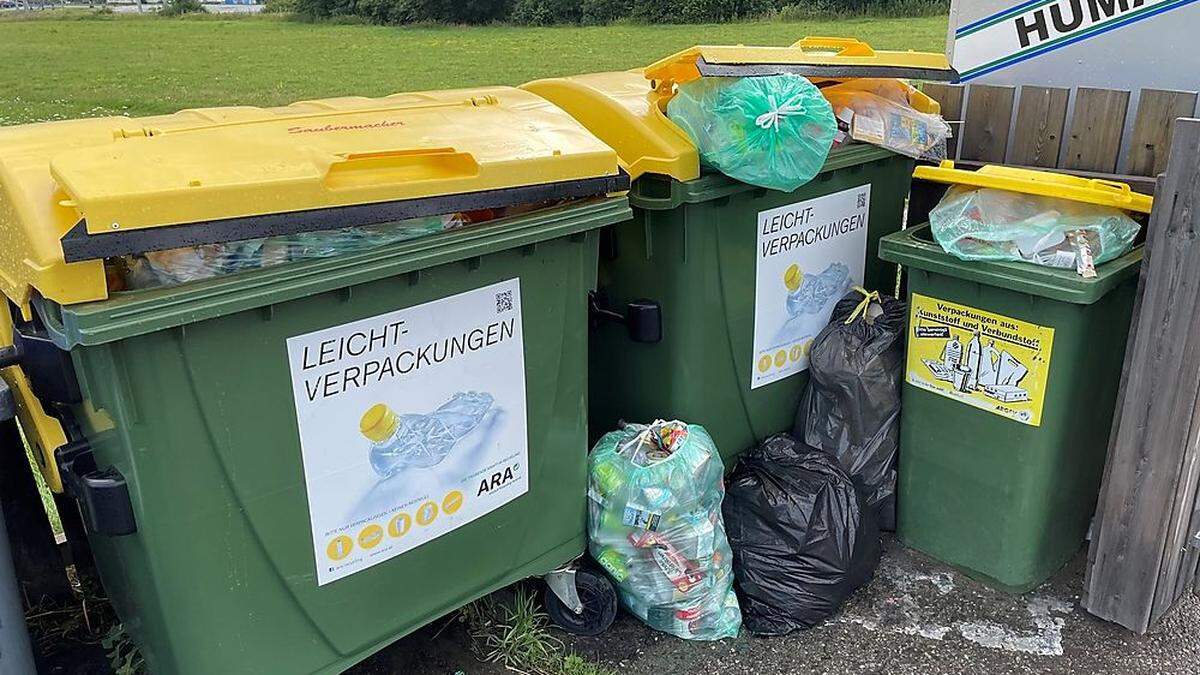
0,87,629,674
879,164,1152,591
524,48,955,459
589,147,913,462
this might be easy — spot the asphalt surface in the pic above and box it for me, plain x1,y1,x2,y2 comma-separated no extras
357,536,1200,674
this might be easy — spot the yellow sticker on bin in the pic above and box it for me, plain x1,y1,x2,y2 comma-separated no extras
0,87,624,310
914,161,1153,214
906,293,1055,427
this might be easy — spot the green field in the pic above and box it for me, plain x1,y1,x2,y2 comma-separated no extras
0,13,948,125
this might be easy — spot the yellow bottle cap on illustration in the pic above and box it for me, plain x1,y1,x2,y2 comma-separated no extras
784,264,804,292
360,404,398,443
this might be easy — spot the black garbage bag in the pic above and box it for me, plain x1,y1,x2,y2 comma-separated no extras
795,288,905,530
722,434,881,635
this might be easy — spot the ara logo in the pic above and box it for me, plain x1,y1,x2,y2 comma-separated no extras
477,462,521,496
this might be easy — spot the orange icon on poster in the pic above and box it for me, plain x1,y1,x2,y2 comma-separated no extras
388,512,412,538
442,490,464,515
326,535,353,561
357,524,384,550
416,501,439,526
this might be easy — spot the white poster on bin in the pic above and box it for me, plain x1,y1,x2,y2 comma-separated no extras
751,185,871,389
286,279,529,585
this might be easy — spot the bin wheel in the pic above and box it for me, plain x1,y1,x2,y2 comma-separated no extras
544,568,617,636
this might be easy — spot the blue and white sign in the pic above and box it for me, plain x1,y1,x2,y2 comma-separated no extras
953,0,1198,80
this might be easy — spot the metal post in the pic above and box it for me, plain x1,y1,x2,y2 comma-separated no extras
0,505,36,674
1,380,36,674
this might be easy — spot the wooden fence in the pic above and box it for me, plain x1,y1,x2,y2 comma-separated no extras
1083,118,1200,634
922,84,1200,194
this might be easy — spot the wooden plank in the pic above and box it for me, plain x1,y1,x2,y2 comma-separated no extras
1063,88,1130,173
1008,86,1069,168
922,83,965,160
960,84,1015,163
953,159,1156,195
1084,118,1200,633
1127,89,1199,176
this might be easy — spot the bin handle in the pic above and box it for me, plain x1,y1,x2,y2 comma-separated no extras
31,299,71,349
791,36,876,57
321,148,481,191
1089,178,1134,201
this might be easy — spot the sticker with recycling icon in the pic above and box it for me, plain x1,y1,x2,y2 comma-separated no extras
752,185,871,389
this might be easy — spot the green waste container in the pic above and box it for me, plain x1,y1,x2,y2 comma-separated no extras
880,167,1149,590
591,147,913,462
524,63,937,461
0,88,629,674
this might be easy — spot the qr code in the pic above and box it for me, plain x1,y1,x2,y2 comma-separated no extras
857,192,868,208
495,290,514,313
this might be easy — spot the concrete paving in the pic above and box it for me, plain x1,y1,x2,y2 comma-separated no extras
360,536,1200,674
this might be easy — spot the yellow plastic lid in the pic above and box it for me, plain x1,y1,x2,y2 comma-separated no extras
0,86,625,311
360,403,398,443
522,71,699,182
914,161,1154,213
644,37,957,87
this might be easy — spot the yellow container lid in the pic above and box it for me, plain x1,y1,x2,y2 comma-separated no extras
524,37,954,184
522,71,700,182
644,37,957,87
0,87,625,312
914,161,1154,213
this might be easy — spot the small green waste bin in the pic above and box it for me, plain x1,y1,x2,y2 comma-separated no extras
524,41,955,460
0,87,630,674
879,163,1153,592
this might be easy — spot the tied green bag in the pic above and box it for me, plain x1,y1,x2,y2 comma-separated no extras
666,75,836,192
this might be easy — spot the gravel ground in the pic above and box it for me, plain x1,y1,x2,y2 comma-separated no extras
358,536,1200,675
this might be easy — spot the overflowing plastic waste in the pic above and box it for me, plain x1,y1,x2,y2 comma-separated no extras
360,392,495,478
723,434,880,635
116,203,566,291
796,287,905,530
823,79,950,161
929,186,1142,274
119,213,466,290
588,421,741,640
666,74,836,192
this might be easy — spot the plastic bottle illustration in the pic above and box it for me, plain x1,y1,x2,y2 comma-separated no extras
941,335,962,369
360,391,494,478
965,330,982,390
786,262,851,316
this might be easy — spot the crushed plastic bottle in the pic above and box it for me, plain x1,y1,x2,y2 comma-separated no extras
360,391,494,478
786,262,850,316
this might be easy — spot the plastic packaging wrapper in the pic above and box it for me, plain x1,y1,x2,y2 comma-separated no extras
929,186,1142,271
120,214,466,290
588,421,741,640
795,288,905,530
823,79,950,161
666,74,836,192
722,434,880,635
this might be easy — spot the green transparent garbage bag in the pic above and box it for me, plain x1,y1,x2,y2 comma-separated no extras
929,186,1141,269
588,421,741,640
667,74,836,192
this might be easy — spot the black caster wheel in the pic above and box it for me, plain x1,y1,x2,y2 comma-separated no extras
544,568,618,636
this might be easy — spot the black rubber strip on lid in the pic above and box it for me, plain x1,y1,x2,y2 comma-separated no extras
59,170,631,263
696,56,960,83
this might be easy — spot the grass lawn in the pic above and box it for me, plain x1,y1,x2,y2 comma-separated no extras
0,13,948,125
